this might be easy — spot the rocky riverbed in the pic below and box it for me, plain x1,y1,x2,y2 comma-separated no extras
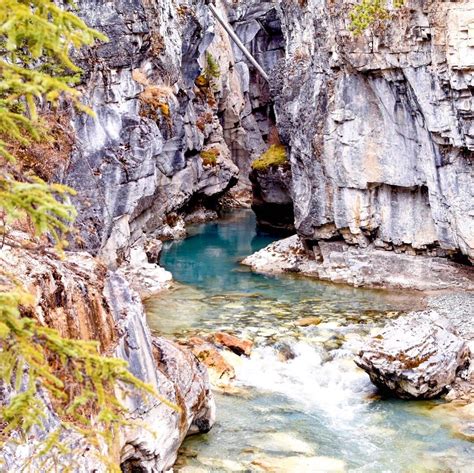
242,234,474,291
144,211,474,472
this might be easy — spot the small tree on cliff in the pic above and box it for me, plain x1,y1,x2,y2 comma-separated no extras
349,0,405,35
0,1,175,470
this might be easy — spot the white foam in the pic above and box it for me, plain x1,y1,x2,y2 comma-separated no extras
234,341,375,426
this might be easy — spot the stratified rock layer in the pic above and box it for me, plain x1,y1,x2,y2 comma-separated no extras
274,0,474,262
69,0,236,267
355,312,470,399
242,234,474,291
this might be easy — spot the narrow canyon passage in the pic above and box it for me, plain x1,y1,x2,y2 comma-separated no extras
146,211,473,472
1,0,473,470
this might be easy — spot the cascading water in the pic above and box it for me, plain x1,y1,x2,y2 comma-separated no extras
145,210,473,472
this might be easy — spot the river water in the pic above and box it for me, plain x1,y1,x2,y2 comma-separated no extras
146,210,473,472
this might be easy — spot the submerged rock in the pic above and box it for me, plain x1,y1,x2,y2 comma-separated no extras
295,316,322,327
208,332,253,356
183,337,236,387
355,312,470,399
251,455,346,472
274,341,297,362
252,432,315,455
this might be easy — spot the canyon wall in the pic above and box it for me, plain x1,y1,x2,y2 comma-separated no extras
69,0,235,266
0,241,214,471
274,0,473,263
65,0,284,268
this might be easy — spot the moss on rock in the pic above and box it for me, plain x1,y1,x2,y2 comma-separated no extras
251,144,288,171
200,148,219,166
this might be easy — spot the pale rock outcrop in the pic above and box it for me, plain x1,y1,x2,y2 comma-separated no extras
355,312,471,399
0,242,215,471
242,234,474,290
117,242,173,298
273,0,474,262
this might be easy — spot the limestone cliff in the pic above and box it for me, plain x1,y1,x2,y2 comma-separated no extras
64,0,284,269
274,0,473,263
2,2,283,469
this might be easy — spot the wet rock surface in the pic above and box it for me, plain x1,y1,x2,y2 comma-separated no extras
355,312,471,399
179,332,254,389
208,332,253,356
242,234,474,290
182,336,237,387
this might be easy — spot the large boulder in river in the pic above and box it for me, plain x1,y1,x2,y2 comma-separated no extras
355,313,470,399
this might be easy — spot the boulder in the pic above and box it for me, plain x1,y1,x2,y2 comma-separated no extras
208,332,253,356
183,337,236,386
355,312,471,399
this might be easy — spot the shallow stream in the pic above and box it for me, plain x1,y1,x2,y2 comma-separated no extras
146,211,473,472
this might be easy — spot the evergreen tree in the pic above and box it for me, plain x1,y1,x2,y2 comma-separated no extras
0,2,175,470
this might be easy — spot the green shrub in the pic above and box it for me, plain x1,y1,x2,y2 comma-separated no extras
205,52,220,80
251,144,288,171
200,148,219,166
349,0,405,36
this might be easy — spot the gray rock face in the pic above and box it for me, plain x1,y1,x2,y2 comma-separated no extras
355,312,471,399
64,0,290,268
223,1,285,189
274,0,474,262
66,0,284,267
106,272,216,471
250,165,294,233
